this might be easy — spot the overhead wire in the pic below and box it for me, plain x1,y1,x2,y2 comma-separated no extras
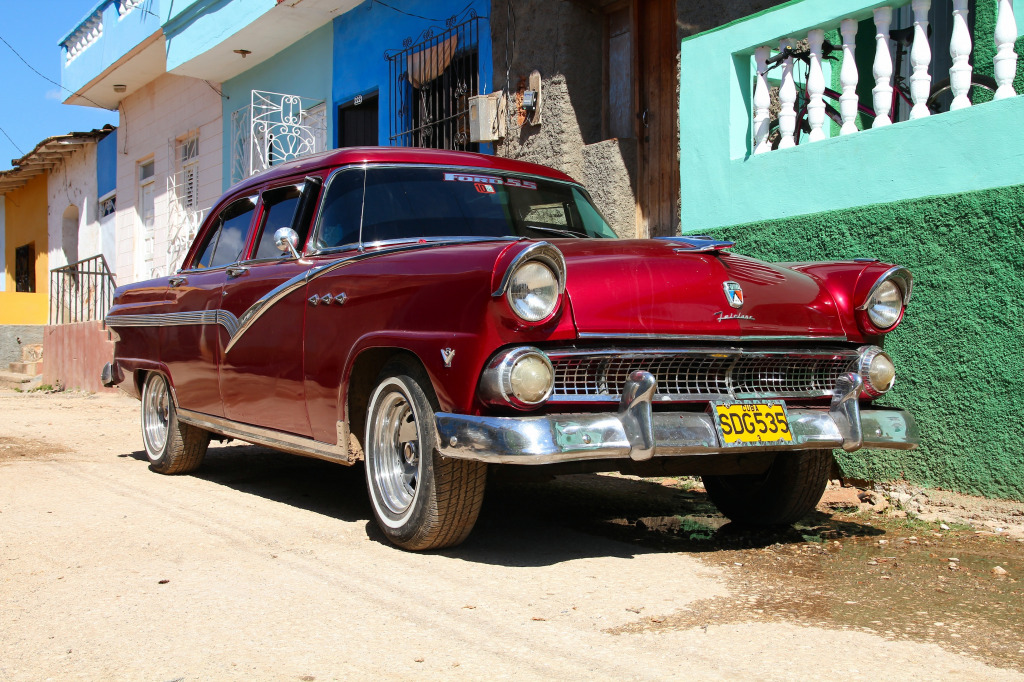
0,33,112,112
369,0,476,23
0,124,26,157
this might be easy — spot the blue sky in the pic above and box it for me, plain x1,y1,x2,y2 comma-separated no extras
0,1,119,170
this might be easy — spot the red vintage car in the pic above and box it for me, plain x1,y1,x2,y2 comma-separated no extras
103,147,918,550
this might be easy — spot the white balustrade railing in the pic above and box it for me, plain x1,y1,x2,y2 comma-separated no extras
778,38,799,149
751,0,1019,152
872,6,894,127
63,11,103,65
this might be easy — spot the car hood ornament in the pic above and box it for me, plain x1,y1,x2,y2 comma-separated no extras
723,281,744,309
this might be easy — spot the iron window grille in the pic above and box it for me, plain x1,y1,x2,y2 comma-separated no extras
386,13,482,152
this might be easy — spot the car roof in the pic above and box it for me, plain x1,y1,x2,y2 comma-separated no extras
230,146,578,193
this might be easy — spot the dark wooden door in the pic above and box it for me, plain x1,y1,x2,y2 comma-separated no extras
636,0,679,238
338,94,379,147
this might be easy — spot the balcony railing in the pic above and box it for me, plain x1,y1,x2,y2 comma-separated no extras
678,0,1024,232
750,0,1019,153
49,255,117,325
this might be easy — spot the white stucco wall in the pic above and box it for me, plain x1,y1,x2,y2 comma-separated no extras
47,141,99,273
115,73,224,284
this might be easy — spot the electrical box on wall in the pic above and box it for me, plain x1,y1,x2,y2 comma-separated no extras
468,92,507,142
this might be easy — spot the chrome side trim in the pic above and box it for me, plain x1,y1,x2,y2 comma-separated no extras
224,239,478,353
105,310,240,337
176,408,356,465
576,333,850,342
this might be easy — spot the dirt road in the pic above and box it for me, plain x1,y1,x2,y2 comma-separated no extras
1,389,1021,681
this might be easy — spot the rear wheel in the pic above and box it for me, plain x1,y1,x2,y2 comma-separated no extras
364,362,487,550
141,373,210,474
703,449,833,525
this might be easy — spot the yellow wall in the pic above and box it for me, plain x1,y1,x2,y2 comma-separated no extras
1,174,48,324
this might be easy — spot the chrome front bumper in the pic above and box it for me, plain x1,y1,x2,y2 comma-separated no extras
435,371,919,465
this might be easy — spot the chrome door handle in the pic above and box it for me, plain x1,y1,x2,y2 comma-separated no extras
226,265,249,278
169,276,187,287
641,109,650,128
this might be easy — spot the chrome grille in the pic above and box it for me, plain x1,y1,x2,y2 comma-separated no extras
548,349,857,402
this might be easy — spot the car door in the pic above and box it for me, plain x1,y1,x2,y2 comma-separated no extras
161,193,259,417
217,174,325,436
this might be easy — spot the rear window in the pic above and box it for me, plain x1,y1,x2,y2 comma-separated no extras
313,166,616,250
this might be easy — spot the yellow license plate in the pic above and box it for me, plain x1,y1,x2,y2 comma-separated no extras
712,401,794,447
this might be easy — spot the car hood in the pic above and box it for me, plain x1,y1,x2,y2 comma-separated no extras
558,240,847,339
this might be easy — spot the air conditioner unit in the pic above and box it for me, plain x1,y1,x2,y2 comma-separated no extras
468,92,507,143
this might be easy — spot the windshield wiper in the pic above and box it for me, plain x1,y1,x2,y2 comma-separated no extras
524,225,581,238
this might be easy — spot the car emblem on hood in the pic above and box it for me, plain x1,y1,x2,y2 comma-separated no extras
723,281,744,309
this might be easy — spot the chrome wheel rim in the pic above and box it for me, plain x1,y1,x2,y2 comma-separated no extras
142,376,170,457
370,387,421,517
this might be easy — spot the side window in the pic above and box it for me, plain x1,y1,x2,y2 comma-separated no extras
252,185,302,260
192,197,257,269
313,169,365,250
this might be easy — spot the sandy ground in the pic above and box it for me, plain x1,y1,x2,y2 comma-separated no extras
1,389,1021,681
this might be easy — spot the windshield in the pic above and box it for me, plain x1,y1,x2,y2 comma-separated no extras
313,166,617,250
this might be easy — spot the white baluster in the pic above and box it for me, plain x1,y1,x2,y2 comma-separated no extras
994,0,1018,100
949,0,974,110
840,18,860,135
807,29,827,141
778,39,798,148
909,0,932,119
753,46,772,154
873,6,894,127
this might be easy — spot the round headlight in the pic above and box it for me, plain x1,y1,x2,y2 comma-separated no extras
507,261,559,322
509,353,554,404
866,279,904,330
857,346,896,396
479,347,555,409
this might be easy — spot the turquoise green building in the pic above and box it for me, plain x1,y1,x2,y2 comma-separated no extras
680,0,1024,500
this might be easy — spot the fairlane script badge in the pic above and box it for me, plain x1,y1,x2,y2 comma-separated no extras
723,281,744,309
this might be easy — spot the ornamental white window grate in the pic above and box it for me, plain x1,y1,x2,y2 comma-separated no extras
386,10,483,151
230,91,326,184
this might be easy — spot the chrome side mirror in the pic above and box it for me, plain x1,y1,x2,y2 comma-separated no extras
274,227,301,260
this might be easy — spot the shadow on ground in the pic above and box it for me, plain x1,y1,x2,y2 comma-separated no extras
123,440,884,564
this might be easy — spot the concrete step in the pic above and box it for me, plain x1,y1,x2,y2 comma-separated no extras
21,343,43,363
9,361,43,375
0,370,37,391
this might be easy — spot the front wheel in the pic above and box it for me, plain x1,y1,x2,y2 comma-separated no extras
702,449,833,525
141,373,210,474
364,362,487,550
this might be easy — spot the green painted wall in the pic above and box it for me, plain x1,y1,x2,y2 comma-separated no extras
704,184,1024,500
